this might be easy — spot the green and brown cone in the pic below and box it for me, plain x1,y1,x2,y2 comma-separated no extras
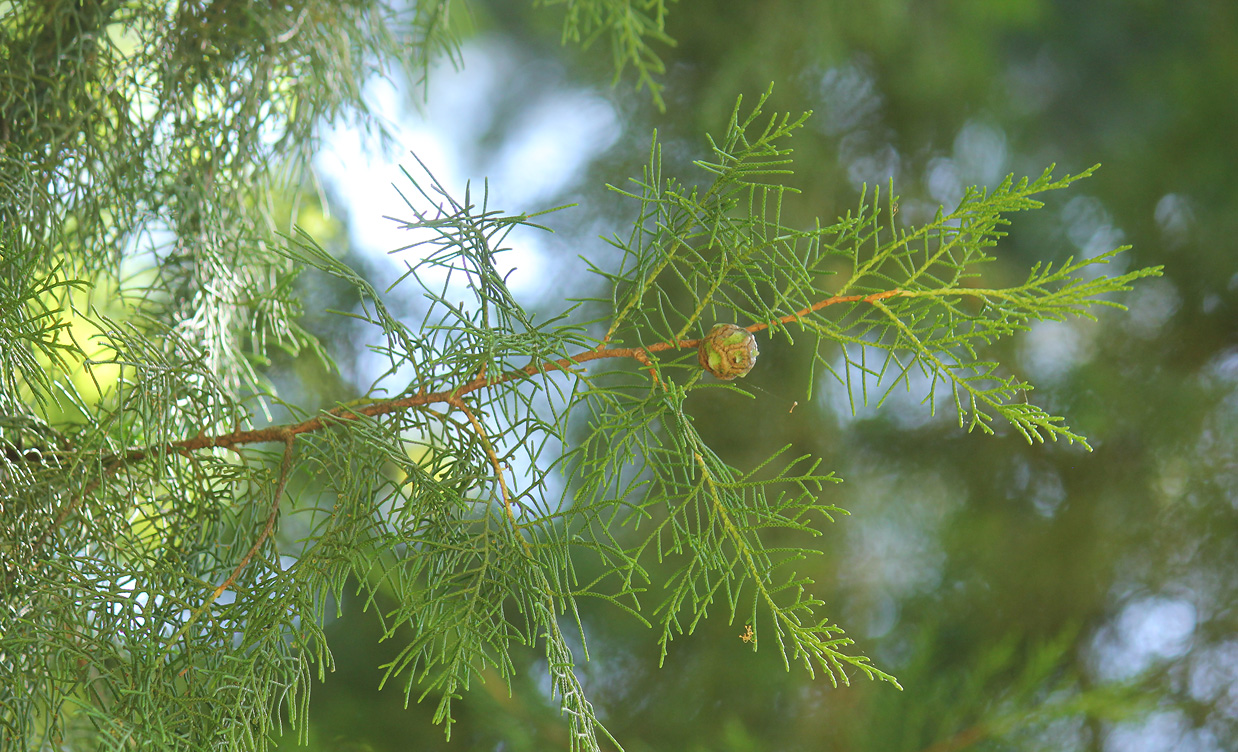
698,324,759,380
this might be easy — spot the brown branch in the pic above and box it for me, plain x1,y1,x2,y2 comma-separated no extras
21,288,903,568
632,348,664,389
747,288,904,335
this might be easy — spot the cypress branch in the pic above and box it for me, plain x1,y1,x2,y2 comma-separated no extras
0,5,1162,748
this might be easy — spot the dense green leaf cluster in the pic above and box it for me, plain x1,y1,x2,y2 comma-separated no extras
0,3,1159,751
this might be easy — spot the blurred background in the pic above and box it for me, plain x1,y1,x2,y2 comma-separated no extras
278,1,1238,750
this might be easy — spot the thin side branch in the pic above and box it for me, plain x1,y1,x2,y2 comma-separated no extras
211,431,297,601
447,394,522,533
165,431,296,646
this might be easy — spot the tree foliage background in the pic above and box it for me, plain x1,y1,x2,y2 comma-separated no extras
2,1,1234,751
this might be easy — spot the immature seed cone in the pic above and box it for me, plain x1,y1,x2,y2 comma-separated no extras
698,324,759,380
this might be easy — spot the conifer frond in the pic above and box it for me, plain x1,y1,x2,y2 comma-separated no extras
598,98,1160,447
1,55,1160,750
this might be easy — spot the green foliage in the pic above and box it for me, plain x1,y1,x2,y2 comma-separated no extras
0,3,1161,751
817,168,1159,447
537,0,676,107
